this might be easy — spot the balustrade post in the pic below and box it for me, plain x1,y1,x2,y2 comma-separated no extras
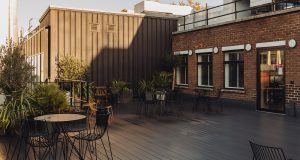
206,3,208,25
235,1,237,20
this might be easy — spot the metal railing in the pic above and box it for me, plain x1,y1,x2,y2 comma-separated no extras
56,78,90,109
32,78,91,110
178,0,300,31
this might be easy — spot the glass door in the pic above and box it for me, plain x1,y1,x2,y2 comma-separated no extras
258,50,285,113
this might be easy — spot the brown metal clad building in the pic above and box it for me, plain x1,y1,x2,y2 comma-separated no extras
23,6,177,86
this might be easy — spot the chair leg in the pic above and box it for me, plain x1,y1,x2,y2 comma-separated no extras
101,138,109,159
94,140,98,160
15,137,23,160
107,129,113,160
5,136,13,160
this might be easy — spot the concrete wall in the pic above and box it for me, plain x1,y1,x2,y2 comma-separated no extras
134,1,193,16
251,0,272,7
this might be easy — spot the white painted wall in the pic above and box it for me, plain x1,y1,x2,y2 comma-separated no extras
134,1,193,16
178,0,251,31
250,0,272,7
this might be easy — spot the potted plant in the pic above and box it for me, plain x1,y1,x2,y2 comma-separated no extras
111,80,133,104
153,71,172,100
138,80,155,100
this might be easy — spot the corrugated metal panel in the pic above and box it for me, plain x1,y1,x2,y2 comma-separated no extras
25,8,177,87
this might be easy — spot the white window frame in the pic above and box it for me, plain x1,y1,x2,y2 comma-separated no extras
197,53,213,87
224,51,244,90
175,55,188,86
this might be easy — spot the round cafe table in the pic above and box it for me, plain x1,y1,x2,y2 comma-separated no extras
34,113,86,122
34,114,86,160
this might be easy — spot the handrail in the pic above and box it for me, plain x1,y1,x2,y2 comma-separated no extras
178,0,299,30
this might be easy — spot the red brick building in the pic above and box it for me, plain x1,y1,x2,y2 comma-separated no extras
172,5,300,113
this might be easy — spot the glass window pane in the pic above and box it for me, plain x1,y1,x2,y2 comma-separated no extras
238,53,244,61
209,64,212,85
202,55,209,62
180,66,186,84
225,64,229,87
229,64,238,87
238,63,244,88
198,65,202,86
228,53,238,61
197,54,212,86
201,64,209,85
197,55,202,62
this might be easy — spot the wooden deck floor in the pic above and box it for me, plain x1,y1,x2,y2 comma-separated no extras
107,101,300,160
1,100,300,160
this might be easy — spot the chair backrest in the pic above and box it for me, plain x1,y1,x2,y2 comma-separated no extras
249,141,287,160
21,119,50,138
91,109,110,139
95,86,109,105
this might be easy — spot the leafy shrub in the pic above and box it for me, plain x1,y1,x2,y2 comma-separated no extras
32,84,68,113
153,71,173,90
59,56,89,80
0,89,41,131
111,80,130,93
138,80,155,93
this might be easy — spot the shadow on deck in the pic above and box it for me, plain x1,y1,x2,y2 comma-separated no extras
1,99,300,160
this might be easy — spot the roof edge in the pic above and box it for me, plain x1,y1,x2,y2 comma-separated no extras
173,7,300,35
40,5,179,23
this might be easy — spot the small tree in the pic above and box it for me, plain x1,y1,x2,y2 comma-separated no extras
0,46,35,95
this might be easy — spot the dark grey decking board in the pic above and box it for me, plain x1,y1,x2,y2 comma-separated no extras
1,101,300,160
106,102,300,160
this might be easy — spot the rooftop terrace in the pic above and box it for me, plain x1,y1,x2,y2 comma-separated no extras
1,100,300,159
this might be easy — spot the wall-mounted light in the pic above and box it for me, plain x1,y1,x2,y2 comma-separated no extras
213,47,219,54
245,44,252,51
288,39,297,48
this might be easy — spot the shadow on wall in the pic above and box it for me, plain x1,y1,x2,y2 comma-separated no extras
86,17,177,88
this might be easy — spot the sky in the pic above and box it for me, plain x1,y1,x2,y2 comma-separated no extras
0,0,223,45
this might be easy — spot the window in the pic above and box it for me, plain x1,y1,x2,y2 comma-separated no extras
197,53,213,86
224,52,244,89
176,55,188,85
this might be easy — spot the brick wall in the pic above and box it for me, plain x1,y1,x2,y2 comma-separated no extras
172,9,300,105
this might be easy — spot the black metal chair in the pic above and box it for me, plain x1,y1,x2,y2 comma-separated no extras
208,89,223,113
249,141,293,160
166,89,183,116
9,119,60,160
70,108,113,160
193,89,209,112
143,91,156,116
